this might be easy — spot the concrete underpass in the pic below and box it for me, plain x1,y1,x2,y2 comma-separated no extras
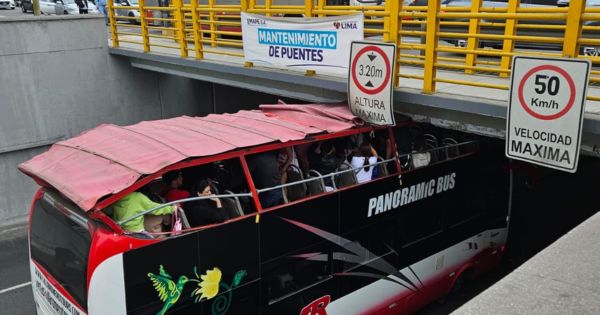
2,11,600,315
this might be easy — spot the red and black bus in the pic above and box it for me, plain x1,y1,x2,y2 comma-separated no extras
20,104,509,315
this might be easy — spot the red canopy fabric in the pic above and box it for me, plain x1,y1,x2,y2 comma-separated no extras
18,104,359,211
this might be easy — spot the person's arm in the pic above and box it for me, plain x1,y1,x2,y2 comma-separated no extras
370,144,379,158
280,147,292,174
211,196,222,209
139,193,176,215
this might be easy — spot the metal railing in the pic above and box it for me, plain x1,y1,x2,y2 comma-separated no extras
117,192,252,226
107,0,600,101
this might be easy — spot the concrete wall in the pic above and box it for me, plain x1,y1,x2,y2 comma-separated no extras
0,16,214,226
0,15,302,226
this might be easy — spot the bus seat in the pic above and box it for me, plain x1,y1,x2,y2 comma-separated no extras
284,165,307,202
220,198,239,219
376,156,389,177
178,207,191,229
425,142,439,163
306,170,325,196
335,161,357,189
443,137,460,158
423,133,438,147
222,190,244,218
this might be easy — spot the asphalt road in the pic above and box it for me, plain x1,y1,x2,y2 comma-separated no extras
0,227,35,315
0,5,27,17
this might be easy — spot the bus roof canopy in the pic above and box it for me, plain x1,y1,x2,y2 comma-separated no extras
18,104,360,211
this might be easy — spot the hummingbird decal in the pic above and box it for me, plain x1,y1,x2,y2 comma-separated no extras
147,265,190,315
147,265,247,315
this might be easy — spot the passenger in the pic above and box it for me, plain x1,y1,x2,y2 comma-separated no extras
372,130,394,175
184,179,227,227
247,151,283,208
351,142,379,183
162,170,191,202
277,147,299,184
110,190,176,234
311,141,343,188
294,143,312,174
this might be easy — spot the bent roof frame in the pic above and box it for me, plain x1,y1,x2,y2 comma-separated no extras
18,104,362,212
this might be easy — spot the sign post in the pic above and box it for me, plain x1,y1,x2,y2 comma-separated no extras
348,41,396,126
506,56,590,173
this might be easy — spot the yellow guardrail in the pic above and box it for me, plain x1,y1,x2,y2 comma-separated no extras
107,0,600,101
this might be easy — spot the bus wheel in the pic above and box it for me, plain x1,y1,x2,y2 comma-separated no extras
449,272,466,296
439,270,471,304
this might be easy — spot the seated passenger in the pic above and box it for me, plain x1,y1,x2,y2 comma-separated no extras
311,141,343,188
247,151,283,208
162,170,191,202
184,179,227,227
351,142,379,183
277,147,299,184
110,190,176,233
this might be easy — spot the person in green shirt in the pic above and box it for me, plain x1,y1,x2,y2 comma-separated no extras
110,191,176,233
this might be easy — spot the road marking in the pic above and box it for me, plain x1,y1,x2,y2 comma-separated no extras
0,281,31,295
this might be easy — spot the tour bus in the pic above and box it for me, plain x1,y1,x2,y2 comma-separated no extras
21,103,509,315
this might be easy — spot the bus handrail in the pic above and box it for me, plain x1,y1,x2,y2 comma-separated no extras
256,156,397,194
117,140,477,226
256,140,476,195
117,192,253,226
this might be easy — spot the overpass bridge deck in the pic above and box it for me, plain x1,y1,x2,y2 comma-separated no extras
106,0,600,154
110,37,600,156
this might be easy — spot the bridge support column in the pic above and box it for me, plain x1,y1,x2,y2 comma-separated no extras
173,0,188,58
139,0,150,53
384,0,401,87
499,0,519,78
191,0,203,59
465,0,482,75
423,0,441,94
563,0,586,58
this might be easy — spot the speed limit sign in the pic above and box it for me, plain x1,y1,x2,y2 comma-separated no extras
506,56,590,172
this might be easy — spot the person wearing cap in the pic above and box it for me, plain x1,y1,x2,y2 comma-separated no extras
110,191,176,233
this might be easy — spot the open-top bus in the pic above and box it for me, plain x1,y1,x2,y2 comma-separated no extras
20,103,509,315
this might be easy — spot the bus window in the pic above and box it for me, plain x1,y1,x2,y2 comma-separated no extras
247,150,285,208
250,132,399,209
446,187,486,228
264,247,333,314
168,158,254,228
30,191,92,310
400,203,444,247
106,157,255,236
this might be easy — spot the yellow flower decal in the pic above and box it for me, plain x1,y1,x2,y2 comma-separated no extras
194,267,222,301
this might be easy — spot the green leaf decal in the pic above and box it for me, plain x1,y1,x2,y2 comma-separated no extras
232,270,247,288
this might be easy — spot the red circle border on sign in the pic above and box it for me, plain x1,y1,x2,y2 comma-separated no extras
517,64,576,121
351,46,391,95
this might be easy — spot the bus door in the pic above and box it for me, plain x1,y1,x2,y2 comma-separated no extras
121,215,260,315
259,193,340,315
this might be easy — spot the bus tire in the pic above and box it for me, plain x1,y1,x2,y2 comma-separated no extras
439,269,472,304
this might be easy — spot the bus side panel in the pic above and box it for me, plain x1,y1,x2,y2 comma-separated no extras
196,217,261,315
332,151,508,314
259,194,340,314
121,216,260,315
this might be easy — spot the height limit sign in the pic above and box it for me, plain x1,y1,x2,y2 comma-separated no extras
506,56,590,173
348,41,396,126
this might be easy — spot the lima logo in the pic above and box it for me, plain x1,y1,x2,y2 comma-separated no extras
247,18,266,25
333,21,357,30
